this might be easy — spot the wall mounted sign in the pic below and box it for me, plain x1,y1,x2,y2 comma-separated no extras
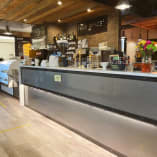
23,43,31,56
78,16,108,36
32,25,46,39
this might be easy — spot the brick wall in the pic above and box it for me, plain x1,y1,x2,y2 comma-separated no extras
78,11,120,50
47,24,66,44
47,11,120,50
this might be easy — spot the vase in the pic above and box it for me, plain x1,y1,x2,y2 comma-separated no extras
142,63,152,73
141,56,152,73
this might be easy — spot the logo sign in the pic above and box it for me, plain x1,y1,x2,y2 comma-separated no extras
54,75,62,82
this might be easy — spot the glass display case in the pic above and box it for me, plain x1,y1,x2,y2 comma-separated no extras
0,60,18,96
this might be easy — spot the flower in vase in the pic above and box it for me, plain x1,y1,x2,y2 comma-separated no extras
137,40,157,57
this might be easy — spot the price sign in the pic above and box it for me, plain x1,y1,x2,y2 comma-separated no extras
54,75,62,82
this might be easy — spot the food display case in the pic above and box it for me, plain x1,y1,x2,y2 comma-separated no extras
0,60,19,97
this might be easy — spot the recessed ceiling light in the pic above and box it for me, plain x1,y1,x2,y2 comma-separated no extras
115,0,131,10
57,19,62,23
57,1,62,6
87,8,92,12
24,19,27,22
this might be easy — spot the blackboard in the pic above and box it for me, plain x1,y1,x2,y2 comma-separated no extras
32,25,46,39
78,16,108,36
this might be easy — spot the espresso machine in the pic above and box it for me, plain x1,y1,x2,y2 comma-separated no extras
35,49,49,66
56,40,69,67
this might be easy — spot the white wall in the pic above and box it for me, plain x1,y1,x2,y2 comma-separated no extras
0,36,15,60
0,21,32,33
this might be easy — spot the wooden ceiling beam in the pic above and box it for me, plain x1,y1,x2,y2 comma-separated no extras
0,0,15,17
0,0,113,25
132,20,157,27
131,23,157,30
0,0,27,18
15,0,59,22
8,2,41,21
36,2,87,23
35,1,106,24
28,0,79,24
4,0,40,20
0,0,12,10
131,24,148,29
63,7,112,23
130,16,157,30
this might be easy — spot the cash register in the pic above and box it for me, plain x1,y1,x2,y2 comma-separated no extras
109,50,127,71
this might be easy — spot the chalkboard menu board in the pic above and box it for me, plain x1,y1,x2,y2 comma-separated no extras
32,25,46,39
78,16,108,36
32,25,47,50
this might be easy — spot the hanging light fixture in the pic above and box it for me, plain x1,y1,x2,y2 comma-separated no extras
146,30,149,40
57,19,62,23
138,26,142,41
57,1,62,6
4,24,12,36
87,8,92,12
115,0,131,10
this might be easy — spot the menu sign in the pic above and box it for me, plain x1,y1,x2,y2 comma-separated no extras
78,16,108,36
23,43,31,56
32,25,46,39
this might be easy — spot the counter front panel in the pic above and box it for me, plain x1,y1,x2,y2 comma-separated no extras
21,67,157,122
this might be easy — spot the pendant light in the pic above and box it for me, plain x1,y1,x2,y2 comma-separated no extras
121,30,126,38
147,30,149,40
115,0,131,10
4,25,12,35
138,26,142,41
57,1,62,6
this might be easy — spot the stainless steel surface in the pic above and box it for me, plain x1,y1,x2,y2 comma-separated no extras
25,87,157,157
22,68,157,121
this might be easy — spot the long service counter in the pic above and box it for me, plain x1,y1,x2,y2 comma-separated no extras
21,66,157,122
20,66,157,156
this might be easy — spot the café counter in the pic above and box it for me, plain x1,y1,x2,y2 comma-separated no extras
20,66,157,123
20,65,157,155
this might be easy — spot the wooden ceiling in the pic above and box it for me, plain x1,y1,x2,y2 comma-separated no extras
131,16,157,30
0,0,113,24
121,15,157,30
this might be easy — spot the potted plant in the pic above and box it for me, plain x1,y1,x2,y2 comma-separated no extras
136,40,157,72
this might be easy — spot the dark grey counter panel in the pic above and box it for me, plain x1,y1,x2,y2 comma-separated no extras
21,67,157,121
25,87,157,157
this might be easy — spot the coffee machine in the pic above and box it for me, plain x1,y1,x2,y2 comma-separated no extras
35,49,49,66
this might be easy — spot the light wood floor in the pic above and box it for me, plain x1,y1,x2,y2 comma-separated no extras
0,92,116,157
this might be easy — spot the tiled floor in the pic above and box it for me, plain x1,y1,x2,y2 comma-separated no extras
0,92,117,157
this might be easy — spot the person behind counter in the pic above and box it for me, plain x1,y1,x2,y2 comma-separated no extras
0,58,4,61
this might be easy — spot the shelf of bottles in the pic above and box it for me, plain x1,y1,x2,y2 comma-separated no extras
54,33,77,54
